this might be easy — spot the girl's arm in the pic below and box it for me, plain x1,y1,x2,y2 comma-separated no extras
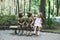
40,18,42,24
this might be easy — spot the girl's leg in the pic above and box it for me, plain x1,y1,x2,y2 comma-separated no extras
36,26,40,31
33,26,37,34
37,27,41,35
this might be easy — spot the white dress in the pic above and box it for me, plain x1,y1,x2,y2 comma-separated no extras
34,18,42,27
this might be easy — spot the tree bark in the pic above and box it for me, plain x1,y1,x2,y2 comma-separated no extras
17,0,19,15
57,0,59,16
39,0,46,18
29,0,31,11
39,0,46,27
24,0,26,15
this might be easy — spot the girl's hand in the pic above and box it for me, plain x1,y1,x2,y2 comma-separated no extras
40,22,42,24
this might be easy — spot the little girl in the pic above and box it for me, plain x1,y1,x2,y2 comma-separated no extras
33,12,42,35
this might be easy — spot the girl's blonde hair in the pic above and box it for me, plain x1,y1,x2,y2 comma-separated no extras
38,12,43,18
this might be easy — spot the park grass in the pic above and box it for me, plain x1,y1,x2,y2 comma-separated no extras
42,29,60,33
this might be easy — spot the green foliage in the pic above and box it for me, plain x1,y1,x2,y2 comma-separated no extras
0,14,18,26
0,0,3,2
46,18,53,27
32,0,40,9
46,17,58,29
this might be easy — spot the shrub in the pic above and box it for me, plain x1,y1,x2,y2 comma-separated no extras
0,14,18,26
46,17,60,29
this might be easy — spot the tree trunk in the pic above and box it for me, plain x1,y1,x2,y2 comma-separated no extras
39,0,46,17
39,0,46,27
29,0,31,11
57,0,59,16
17,0,19,15
24,0,26,15
48,0,50,18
